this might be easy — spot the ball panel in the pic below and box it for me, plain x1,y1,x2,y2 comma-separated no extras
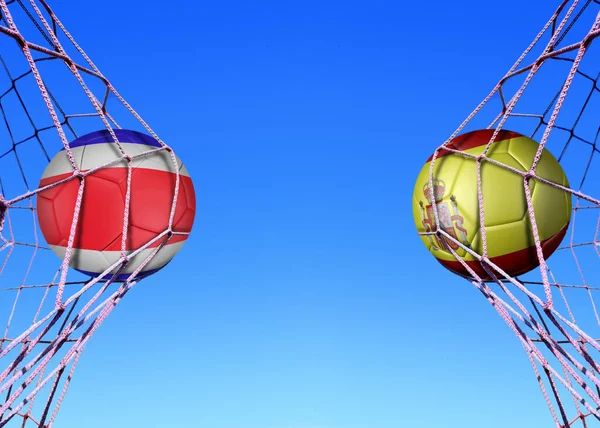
39,167,193,251
74,266,163,281
128,168,190,234
50,179,81,246
49,227,188,279
101,226,153,253
101,228,189,252
506,135,539,170
482,138,511,156
40,149,85,180
67,129,162,150
134,151,189,177
101,240,185,274
91,167,128,185
172,179,188,227
428,154,465,197
44,142,188,176
37,193,61,245
427,129,521,162
39,171,72,190
182,173,196,212
412,154,465,219
507,136,563,179
412,191,435,252
49,245,111,273
564,187,572,229
531,179,571,241
180,163,191,177
412,153,466,255
175,209,196,234
478,218,535,259
534,151,567,187
101,233,121,252
430,214,536,264
129,240,186,272
436,222,569,279
79,142,127,171
507,134,571,240
78,174,126,250
480,153,528,226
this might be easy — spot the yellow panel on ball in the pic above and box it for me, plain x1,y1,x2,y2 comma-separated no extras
412,129,571,280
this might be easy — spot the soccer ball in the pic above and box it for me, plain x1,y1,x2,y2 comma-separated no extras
412,129,571,280
37,129,196,281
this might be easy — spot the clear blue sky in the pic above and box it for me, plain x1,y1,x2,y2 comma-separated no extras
32,1,571,427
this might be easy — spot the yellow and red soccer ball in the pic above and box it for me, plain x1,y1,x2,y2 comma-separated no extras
412,129,571,280
37,129,196,281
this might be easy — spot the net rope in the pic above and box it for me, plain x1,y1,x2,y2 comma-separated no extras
0,0,187,426
425,0,600,426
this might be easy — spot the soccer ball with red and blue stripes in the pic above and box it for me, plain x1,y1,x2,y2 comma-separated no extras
37,129,196,281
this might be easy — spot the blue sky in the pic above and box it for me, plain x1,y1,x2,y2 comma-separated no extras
6,0,586,427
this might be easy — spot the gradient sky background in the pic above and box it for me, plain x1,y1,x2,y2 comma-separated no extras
18,1,584,427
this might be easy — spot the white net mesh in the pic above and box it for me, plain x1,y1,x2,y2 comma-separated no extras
0,1,192,426
7,0,600,426
425,1,600,426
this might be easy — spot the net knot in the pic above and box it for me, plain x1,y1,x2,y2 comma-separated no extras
14,32,26,49
524,171,535,182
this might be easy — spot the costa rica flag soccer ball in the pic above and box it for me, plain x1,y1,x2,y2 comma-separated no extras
36,129,196,281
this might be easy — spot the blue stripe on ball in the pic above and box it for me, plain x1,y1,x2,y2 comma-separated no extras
75,265,165,282
64,129,162,150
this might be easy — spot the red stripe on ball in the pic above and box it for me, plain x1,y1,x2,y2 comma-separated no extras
426,129,523,162
436,223,568,280
37,167,195,251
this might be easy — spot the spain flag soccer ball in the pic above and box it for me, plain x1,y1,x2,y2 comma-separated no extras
412,129,571,280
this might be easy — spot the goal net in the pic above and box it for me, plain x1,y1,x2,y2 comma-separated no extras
429,0,600,426
0,1,187,426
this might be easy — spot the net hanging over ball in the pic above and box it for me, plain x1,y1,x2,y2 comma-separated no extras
0,0,195,427
414,1,600,426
